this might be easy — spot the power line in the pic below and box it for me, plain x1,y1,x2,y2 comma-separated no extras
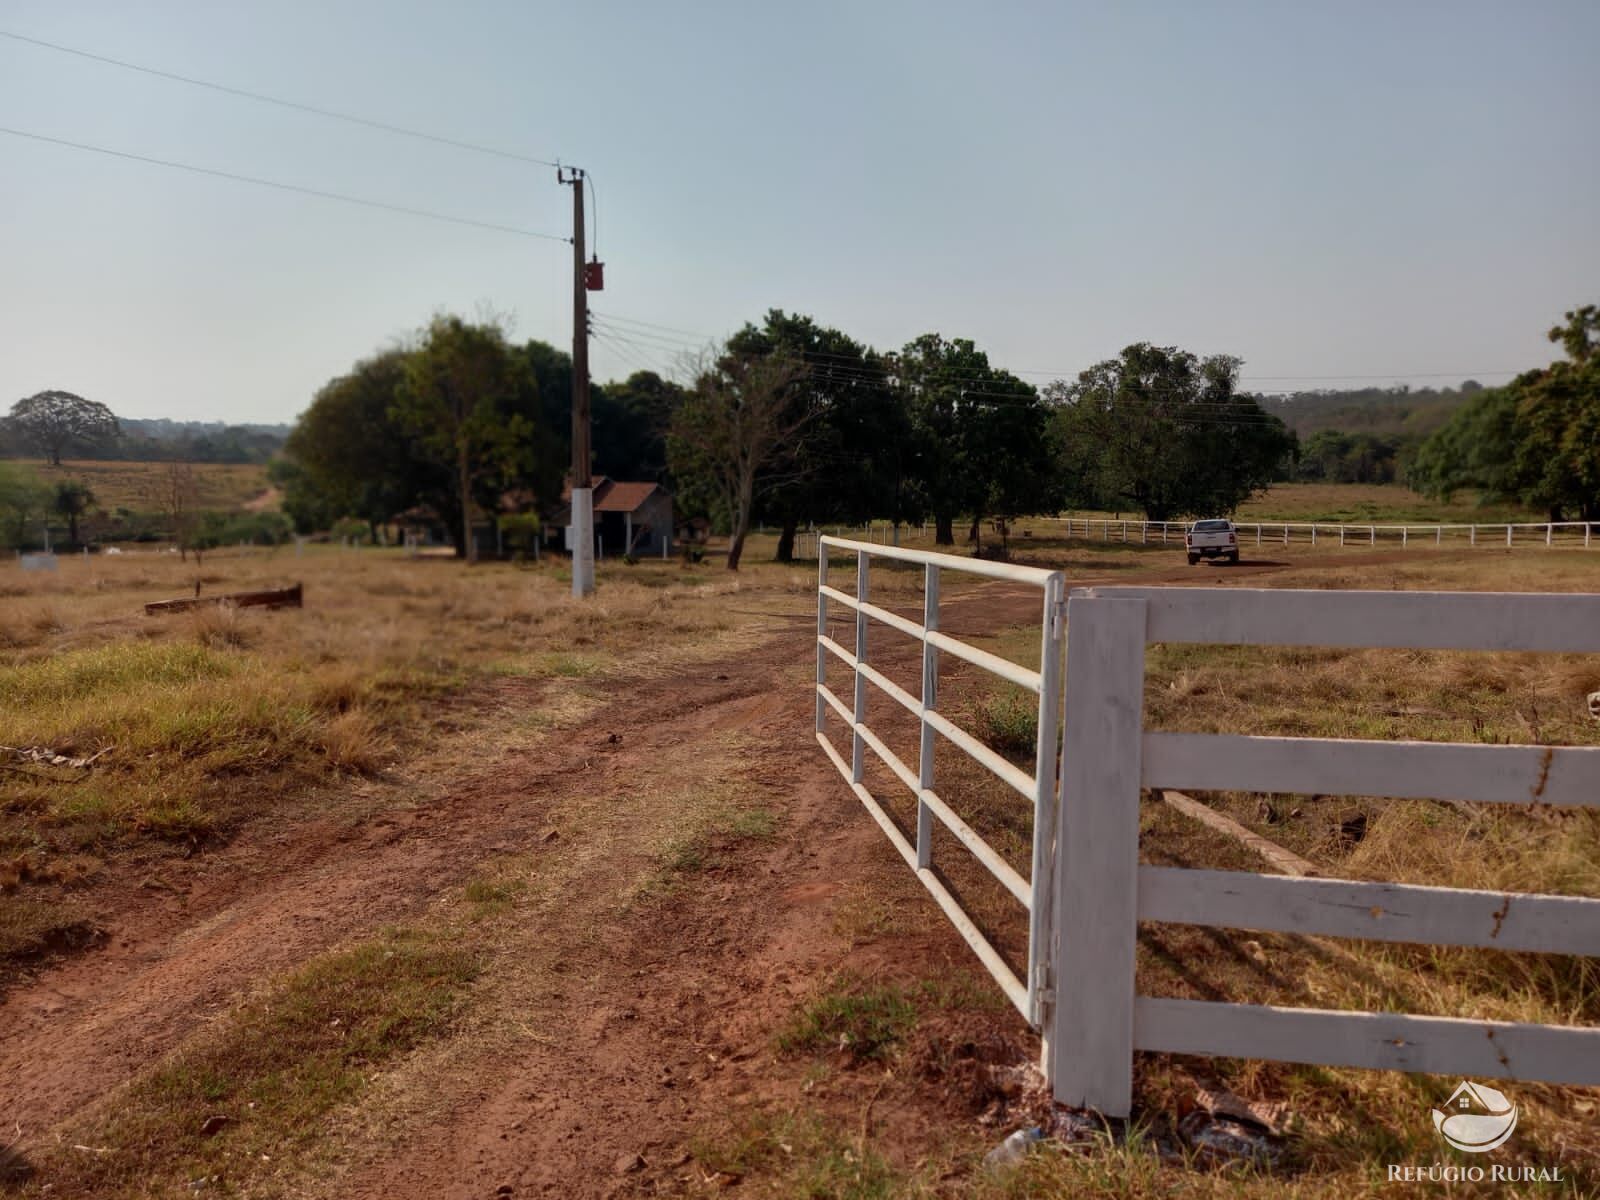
0,125,571,241
0,28,562,168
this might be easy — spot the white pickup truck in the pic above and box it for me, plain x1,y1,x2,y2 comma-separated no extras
1186,519,1239,565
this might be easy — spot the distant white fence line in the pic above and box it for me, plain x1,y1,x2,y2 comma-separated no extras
1045,515,1599,550
813,543,1600,1117
790,517,1599,562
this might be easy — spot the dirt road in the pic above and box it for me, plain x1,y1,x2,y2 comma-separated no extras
0,550,1403,1196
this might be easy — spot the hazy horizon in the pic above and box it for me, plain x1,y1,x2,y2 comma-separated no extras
3,0,1596,426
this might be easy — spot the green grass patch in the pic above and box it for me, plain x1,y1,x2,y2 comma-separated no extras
690,1109,910,1197
777,977,917,1062
652,798,779,884
27,926,478,1197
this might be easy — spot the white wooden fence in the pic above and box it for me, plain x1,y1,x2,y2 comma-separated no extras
813,550,1600,1117
1052,585,1600,1116
814,535,1064,1025
1046,516,1600,550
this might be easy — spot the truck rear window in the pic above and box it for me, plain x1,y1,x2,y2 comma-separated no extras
1192,520,1232,531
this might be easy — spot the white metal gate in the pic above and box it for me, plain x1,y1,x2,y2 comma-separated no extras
813,535,1064,1026
815,542,1600,1118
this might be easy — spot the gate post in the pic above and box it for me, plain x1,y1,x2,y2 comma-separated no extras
1027,572,1066,1030
1050,592,1147,1117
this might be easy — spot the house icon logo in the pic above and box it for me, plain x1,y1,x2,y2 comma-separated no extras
1432,1081,1518,1153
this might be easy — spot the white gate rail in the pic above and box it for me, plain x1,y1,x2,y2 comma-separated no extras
1052,586,1600,1115
814,535,1064,1025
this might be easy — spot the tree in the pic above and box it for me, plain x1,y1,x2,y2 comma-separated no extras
5,391,121,465
668,347,808,570
726,311,908,561
1051,344,1295,521
1412,304,1600,520
0,462,51,550
278,348,442,538
52,480,96,546
391,315,533,563
896,335,1059,546
592,369,683,485
148,462,202,560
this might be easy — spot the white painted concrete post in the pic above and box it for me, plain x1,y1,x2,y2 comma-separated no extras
1311,525,1317,546
1403,527,1409,547
1256,526,1262,548
916,564,940,871
1284,525,1290,547
1340,526,1346,547
1471,525,1477,547
571,487,595,597
1507,525,1514,548
851,552,869,783
1547,523,1553,547
1050,593,1147,1117
1369,526,1375,546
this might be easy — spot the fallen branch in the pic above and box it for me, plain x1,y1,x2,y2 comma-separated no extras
0,745,112,770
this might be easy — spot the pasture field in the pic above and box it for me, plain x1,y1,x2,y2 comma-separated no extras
1,538,1596,1197
9,458,275,513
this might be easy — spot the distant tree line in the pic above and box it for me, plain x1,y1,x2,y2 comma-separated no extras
0,392,286,464
1410,306,1599,521
274,310,1297,565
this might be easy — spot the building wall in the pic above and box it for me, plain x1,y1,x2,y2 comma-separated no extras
632,492,674,555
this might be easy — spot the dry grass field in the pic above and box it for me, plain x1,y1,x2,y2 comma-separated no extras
11,459,275,513
2,535,1596,1197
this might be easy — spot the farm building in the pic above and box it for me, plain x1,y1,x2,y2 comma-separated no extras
549,477,674,558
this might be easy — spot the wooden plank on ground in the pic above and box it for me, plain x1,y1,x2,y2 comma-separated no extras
1157,788,1319,878
144,583,302,615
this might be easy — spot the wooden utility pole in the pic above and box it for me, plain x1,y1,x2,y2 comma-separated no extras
562,167,595,597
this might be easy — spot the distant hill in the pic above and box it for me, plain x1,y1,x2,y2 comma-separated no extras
1262,384,1488,440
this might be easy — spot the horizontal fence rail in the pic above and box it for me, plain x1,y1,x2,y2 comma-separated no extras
814,536,1065,1026
1051,585,1600,1116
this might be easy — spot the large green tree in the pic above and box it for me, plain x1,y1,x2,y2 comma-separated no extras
1051,344,1295,521
727,311,909,560
896,335,1059,546
392,316,535,563
1412,305,1600,520
52,480,96,546
277,349,440,538
6,391,121,466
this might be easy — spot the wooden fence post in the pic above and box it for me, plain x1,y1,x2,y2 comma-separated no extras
1051,593,1147,1117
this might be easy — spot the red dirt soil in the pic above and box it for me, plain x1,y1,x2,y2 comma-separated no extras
0,552,1386,1197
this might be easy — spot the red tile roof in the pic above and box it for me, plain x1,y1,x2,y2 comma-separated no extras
594,481,663,513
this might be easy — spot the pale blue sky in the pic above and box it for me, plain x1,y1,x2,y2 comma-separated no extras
2,0,1595,424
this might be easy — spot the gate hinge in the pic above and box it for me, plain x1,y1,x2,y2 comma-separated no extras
1031,965,1054,1015
1048,597,1068,642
